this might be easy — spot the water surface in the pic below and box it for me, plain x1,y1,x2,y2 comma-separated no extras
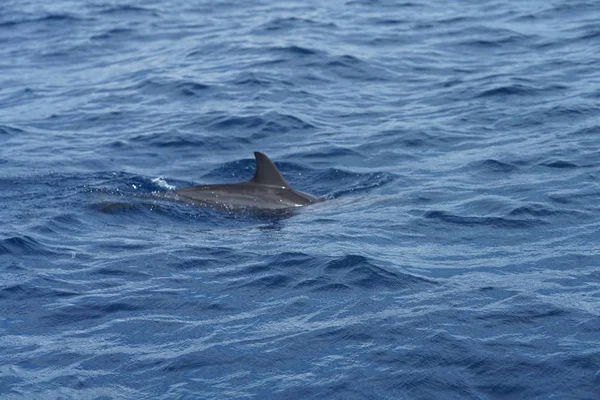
1,0,599,398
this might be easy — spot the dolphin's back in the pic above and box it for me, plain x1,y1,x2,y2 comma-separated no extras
173,152,318,210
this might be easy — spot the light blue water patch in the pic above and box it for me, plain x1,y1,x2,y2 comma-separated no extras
1,0,599,398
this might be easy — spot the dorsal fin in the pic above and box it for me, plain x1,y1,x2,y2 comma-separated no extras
250,152,289,187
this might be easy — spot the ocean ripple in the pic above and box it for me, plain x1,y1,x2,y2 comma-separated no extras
1,0,599,398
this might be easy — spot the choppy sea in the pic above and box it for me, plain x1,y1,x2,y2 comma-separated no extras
1,0,599,398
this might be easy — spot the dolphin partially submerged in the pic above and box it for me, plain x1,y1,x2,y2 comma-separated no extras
172,152,319,211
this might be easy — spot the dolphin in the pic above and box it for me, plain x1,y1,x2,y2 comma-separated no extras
172,152,319,211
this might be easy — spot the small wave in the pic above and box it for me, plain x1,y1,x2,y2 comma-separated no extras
424,211,547,228
229,71,293,88
299,53,393,82
317,170,396,198
130,132,206,148
0,284,78,300
358,129,443,151
347,0,417,6
296,147,362,160
90,28,135,41
161,350,228,373
0,125,24,135
458,39,504,49
476,300,567,327
90,266,150,278
508,205,581,218
219,252,432,293
469,159,518,174
324,54,386,81
548,189,600,205
98,5,160,17
269,45,319,56
543,104,599,119
573,25,600,42
474,81,568,100
570,126,599,136
475,85,533,98
0,13,83,28
43,301,142,326
255,17,337,33
371,18,410,26
176,82,211,96
322,255,428,290
0,235,56,256
207,112,315,134
539,160,578,169
135,79,211,99
33,214,85,237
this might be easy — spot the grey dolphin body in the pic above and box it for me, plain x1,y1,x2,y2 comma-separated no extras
173,152,319,211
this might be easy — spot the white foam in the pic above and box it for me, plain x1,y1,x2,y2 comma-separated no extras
151,176,176,190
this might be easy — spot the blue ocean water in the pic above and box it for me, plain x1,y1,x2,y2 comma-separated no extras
1,0,599,398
